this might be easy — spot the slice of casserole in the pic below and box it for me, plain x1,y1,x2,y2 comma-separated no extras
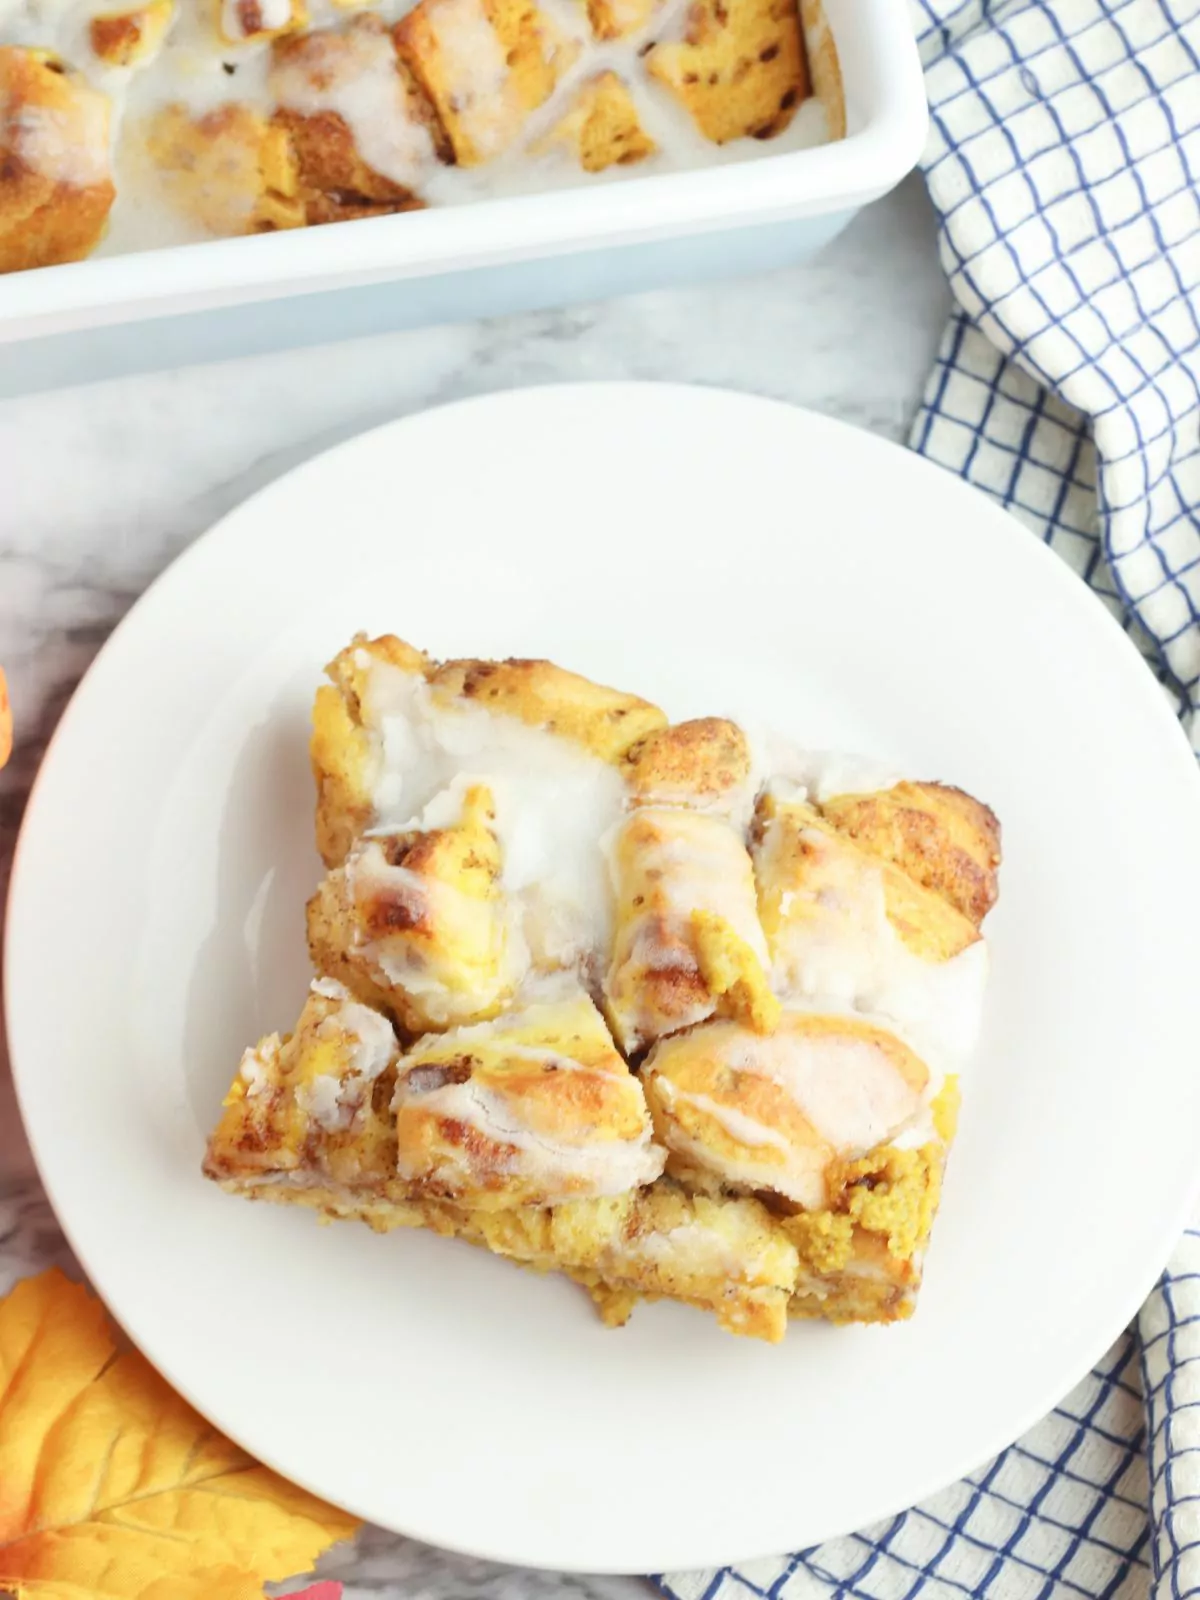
205,633,1000,1341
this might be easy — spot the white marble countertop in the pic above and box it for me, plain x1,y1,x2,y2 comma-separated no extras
0,174,949,1599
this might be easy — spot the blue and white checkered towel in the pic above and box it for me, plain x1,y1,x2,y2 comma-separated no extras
659,3,1200,1597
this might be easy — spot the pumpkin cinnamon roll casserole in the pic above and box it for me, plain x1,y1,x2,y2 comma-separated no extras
204,634,1001,1342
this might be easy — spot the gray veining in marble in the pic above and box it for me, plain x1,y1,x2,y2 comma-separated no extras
0,173,949,1598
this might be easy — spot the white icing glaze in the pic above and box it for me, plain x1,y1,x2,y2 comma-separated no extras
10,97,110,183
308,657,993,1202
393,981,665,1197
394,1071,665,1199
345,830,528,1018
630,773,759,831
296,1070,354,1129
763,738,904,806
1,0,109,79
316,991,397,1077
769,993,947,1139
411,0,511,158
222,0,291,40
239,1032,280,1095
888,1108,939,1150
272,983,398,1129
616,806,769,962
728,1029,923,1153
350,841,506,963
657,1083,792,1153
310,974,352,1000
269,17,435,185
761,814,989,1070
361,661,626,973
506,966,594,1008
604,806,769,1048
646,1022,929,1207
472,1039,606,1074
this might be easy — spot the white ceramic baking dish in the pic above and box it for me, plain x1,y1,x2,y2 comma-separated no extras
0,0,926,394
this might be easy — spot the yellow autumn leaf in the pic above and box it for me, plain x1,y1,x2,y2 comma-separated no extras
0,1269,360,1599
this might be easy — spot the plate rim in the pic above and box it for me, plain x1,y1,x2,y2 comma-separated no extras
7,380,1200,1573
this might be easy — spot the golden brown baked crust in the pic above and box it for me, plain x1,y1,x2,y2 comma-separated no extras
209,992,956,1339
754,789,982,966
273,107,427,224
536,72,657,172
0,49,115,273
307,783,523,1032
604,805,779,1053
207,632,1000,1342
204,981,401,1189
393,987,664,1207
819,780,1002,927
623,717,751,816
428,655,665,759
646,0,810,144
90,0,173,66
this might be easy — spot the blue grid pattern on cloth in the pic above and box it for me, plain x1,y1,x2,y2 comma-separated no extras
657,2,1200,1596
915,0,1200,739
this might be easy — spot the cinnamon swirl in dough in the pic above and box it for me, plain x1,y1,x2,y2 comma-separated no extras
392,984,664,1207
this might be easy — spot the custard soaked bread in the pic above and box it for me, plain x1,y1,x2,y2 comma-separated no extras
646,0,810,144
205,632,1000,1341
139,103,306,236
537,73,657,173
269,18,446,223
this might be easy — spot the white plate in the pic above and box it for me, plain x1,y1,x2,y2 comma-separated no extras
8,383,1200,1575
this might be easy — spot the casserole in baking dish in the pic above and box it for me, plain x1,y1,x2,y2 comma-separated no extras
0,0,924,387
0,0,844,269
